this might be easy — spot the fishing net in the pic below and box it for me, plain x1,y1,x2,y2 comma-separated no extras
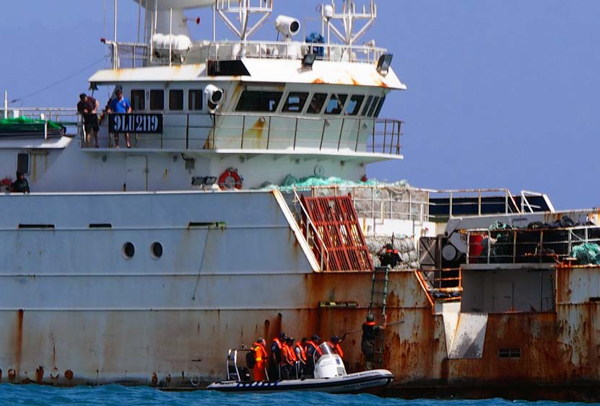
571,243,600,265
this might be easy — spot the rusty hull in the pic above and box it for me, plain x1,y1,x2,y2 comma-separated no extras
0,267,599,401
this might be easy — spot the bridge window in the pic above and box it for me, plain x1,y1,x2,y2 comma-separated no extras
150,90,165,111
283,92,309,113
367,96,380,117
345,95,365,116
189,90,203,111
325,94,348,115
236,91,283,113
374,96,386,118
361,96,374,116
169,90,184,111
307,93,328,114
131,90,145,111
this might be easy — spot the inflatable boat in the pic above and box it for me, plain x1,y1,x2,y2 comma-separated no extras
208,343,393,394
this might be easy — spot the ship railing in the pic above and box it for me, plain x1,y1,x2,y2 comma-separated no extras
80,112,403,157
465,226,600,266
292,189,331,272
105,39,387,68
4,107,81,137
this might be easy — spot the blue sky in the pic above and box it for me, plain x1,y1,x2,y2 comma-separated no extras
1,1,599,209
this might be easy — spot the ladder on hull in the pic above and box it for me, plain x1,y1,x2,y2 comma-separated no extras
367,266,389,367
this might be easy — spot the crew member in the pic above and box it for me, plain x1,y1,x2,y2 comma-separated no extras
270,333,286,381
378,243,402,268
329,335,345,359
77,93,100,148
107,88,132,148
252,338,269,382
11,171,30,194
361,313,385,370
294,338,308,378
280,336,297,380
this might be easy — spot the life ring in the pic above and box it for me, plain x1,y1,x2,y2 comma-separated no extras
218,168,243,190
0,178,11,193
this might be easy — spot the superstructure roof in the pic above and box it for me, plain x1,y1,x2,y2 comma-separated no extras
88,59,406,90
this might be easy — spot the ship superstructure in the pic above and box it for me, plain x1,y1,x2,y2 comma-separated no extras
1,1,600,401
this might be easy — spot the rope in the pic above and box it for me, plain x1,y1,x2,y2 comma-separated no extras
10,58,107,104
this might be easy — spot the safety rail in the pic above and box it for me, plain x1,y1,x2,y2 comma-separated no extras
105,39,388,69
4,107,79,126
292,189,331,272
466,226,600,265
79,112,403,157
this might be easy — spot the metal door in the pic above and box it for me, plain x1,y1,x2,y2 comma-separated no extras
125,156,148,192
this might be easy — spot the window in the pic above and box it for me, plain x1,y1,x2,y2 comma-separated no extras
151,242,163,259
169,90,184,111
283,92,309,113
374,96,386,118
189,90,203,111
498,348,521,359
236,91,283,112
131,90,145,111
361,96,374,116
17,153,29,175
150,90,164,111
345,95,365,116
122,242,135,259
367,96,380,117
307,93,328,115
325,94,348,115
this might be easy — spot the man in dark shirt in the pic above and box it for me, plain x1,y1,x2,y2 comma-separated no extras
361,313,384,370
77,93,100,148
12,172,30,193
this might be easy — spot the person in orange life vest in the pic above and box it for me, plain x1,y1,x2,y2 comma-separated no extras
378,243,402,268
329,335,345,359
252,338,269,382
304,335,323,376
281,336,297,380
270,333,286,380
294,338,308,377
362,313,385,370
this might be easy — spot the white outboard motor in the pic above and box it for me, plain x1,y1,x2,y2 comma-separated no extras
314,343,347,379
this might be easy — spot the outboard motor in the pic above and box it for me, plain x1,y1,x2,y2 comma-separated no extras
314,343,347,379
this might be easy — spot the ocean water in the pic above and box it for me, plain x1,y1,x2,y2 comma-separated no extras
0,386,590,406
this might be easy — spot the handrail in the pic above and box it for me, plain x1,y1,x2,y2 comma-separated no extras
292,189,330,272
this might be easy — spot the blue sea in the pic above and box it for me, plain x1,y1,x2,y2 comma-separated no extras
0,386,592,406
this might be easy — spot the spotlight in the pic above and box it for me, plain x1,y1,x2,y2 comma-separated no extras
377,54,394,76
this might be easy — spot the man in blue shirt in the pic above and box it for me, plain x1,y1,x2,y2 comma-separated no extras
107,88,132,148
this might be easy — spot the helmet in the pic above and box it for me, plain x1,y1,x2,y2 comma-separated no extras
385,243,393,250
311,335,321,342
286,337,294,344
366,314,375,322
279,332,287,340
331,335,340,344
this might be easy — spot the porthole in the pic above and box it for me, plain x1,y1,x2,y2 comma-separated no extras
123,242,135,259
151,242,163,259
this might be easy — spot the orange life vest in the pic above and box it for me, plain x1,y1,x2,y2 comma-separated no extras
281,343,296,365
328,342,344,358
305,340,323,356
253,342,268,364
295,342,307,363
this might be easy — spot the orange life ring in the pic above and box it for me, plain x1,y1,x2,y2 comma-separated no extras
218,168,243,190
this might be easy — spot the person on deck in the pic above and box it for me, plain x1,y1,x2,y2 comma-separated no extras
77,93,100,148
252,338,269,382
107,88,132,148
11,171,30,194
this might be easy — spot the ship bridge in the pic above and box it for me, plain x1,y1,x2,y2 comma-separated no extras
85,0,405,165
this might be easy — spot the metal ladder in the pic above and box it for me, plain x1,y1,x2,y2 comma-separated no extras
368,266,390,366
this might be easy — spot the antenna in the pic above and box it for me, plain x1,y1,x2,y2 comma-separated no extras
321,0,377,46
215,0,273,41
